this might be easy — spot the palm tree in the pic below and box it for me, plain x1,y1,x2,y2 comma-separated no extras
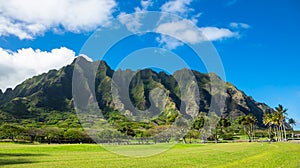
288,118,296,139
263,112,274,139
274,104,288,141
288,118,296,128
238,114,257,142
272,110,282,141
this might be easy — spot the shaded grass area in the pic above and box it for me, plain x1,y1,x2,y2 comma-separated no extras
0,142,299,167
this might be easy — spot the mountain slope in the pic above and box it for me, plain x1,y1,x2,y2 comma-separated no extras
0,57,273,127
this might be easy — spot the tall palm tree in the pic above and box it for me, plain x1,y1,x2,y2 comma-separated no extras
263,112,274,139
272,111,281,141
288,118,296,129
247,114,257,141
274,104,288,141
288,118,296,139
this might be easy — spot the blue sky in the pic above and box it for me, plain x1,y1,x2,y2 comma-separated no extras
0,0,299,129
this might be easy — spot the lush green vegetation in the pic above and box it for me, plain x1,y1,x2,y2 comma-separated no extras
0,105,297,144
0,59,274,134
3,59,296,145
0,142,299,167
263,104,294,141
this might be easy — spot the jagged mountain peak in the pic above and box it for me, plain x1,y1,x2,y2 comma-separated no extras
0,59,272,127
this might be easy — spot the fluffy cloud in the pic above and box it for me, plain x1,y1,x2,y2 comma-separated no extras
0,16,46,39
156,20,238,49
140,0,153,11
118,0,154,33
0,47,77,90
230,22,250,29
160,0,193,16
118,12,142,33
199,27,238,41
156,35,184,50
156,1,239,49
0,0,116,39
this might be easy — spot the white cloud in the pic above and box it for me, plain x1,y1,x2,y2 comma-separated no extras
157,1,239,49
141,0,153,11
0,16,46,40
156,35,184,50
156,20,238,49
161,0,193,16
118,0,153,33
199,27,238,41
0,0,116,39
190,12,202,24
0,47,78,90
156,20,202,44
230,22,250,29
118,12,142,33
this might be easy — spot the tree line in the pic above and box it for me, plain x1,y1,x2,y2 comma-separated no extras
0,125,93,144
0,104,297,144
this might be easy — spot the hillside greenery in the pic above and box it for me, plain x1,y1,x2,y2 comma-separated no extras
0,58,296,143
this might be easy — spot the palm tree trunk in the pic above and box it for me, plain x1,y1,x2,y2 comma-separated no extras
281,125,284,141
215,128,218,143
279,125,282,141
276,126,279,141
252,124,255,141
269,125,272,139
280,124,282,141
283,121,287,141
247,131,252,142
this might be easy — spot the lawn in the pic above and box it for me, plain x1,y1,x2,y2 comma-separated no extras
0,142,299,168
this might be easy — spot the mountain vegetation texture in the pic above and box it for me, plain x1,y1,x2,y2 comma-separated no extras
0,57,275,143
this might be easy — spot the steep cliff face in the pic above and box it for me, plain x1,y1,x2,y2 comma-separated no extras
0,89,3,101
0,57,273,127
224,83,273,126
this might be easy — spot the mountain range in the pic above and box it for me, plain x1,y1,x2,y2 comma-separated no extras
0,57,273,128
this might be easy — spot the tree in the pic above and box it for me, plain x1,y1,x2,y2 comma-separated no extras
288,118,296,129
64,128,85,143
204,113,219,143
208,116,231,143
274,104,288,141
149,125,173,143
271,111,281,141
193,113,206,142
44,127,63,144
26,127,43,143
237,114,257,142
0,123,24,142
288,118,296,139
217,116,231,142
118,125,136,137
193,115,205,131
174,116,189,143
263,112,274,139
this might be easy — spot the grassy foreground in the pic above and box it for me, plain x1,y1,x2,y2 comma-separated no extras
0,142,299,168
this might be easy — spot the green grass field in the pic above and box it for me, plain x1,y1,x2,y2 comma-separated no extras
0,142,299,168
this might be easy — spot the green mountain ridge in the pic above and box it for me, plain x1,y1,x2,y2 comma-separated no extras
0,57,273,128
